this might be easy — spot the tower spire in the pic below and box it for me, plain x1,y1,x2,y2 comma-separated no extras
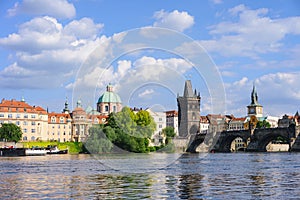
183,80,194,97
63,97,70,114
251,83,258,105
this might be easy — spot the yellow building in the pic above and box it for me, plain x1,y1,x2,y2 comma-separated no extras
48,112,72,142
0,98,48,141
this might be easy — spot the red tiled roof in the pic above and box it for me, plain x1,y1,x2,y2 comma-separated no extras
48,112,71,123
0,99,46,114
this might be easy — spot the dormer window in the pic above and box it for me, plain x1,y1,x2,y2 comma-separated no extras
51,116,56,123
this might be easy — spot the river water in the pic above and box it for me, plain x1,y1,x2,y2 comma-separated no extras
0,152,300,199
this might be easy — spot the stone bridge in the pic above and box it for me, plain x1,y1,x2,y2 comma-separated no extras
186,124,300,153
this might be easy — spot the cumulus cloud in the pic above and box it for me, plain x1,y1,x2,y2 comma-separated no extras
153,10,194,32
200,4,300,57
7,0,76,19
0,16,103,53
0,16,104,89
138,89,155,98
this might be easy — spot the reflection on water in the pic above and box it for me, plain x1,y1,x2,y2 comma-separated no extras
1,153,300,199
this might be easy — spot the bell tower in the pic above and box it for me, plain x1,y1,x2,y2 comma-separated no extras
247,84,263,117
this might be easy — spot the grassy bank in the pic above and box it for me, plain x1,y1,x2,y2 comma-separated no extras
20,141,85,154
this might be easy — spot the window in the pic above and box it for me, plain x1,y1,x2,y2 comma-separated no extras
31,115,36,119
23,128,27,133
16,114,21,118
0,114,4,117
113,106,116,112
31,136,35,141
23,121,28,125
8,114,12,118
31,129,36,133
159,118,162,121
23,136,27,141
60,117,64,123
24,114,28,119
63,132,66,135
16,121,20,126
105,105,109,112
31,121,36,125
51,116,56,123
159,124,162,128
58,131,60,136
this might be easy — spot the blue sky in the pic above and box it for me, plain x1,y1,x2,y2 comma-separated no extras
0,0,299,117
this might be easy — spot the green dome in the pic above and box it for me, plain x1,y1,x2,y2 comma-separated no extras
97,91,122,103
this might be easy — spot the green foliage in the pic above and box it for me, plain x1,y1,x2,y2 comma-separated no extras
0,123,22,143
101,107,157,153
162,126,176,138
256,120,271,129
85,125,113,153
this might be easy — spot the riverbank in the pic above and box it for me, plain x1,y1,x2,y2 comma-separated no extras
19,141,85,154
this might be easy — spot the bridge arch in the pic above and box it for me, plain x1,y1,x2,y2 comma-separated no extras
217,133,250,152
255,128,290,151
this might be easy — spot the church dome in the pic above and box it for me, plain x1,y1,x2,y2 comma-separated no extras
97,84,122,103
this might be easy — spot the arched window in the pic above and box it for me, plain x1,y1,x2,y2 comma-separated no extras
51,116,56,123
23,136,27,141
31,136,35,141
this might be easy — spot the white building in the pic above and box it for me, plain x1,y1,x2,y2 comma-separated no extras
200,116,209,134
146,108,166,146
165,110,178,136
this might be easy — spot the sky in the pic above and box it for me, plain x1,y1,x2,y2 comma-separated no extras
0,0,300,117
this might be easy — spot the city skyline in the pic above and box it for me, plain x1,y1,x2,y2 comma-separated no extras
0,0,299,117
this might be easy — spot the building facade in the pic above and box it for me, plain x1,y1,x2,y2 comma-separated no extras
48,112,72,142
165,110,178,136
71,100,91,142
177,80,201,137
0,98,48,141
146,108,166,146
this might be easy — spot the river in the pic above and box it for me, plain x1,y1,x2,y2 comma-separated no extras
0,152,299,199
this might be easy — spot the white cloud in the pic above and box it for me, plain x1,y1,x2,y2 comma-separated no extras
64,18,104,40
200,4,300,57
224,72,300,117
211,0,223,4
7,0,76,19
138,89,154,98
153,10,194,32
0,16,104,89
0,16,103,53
0,62,38,77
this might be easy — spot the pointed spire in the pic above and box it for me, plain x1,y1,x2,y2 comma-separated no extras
251,83,258,105
184,80,194,97
295,111,299,117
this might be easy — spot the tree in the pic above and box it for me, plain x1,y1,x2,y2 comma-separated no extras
162,126,176,145
84,125,113,153
0,123,22,143
256,120,271,129
162,126,176,138
103,107,157,153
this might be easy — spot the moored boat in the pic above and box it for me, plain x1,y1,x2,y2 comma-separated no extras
0,148,26,157
45,145,68,154
25,147,46,156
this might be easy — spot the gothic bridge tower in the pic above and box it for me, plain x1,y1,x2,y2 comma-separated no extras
177,80,201,137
